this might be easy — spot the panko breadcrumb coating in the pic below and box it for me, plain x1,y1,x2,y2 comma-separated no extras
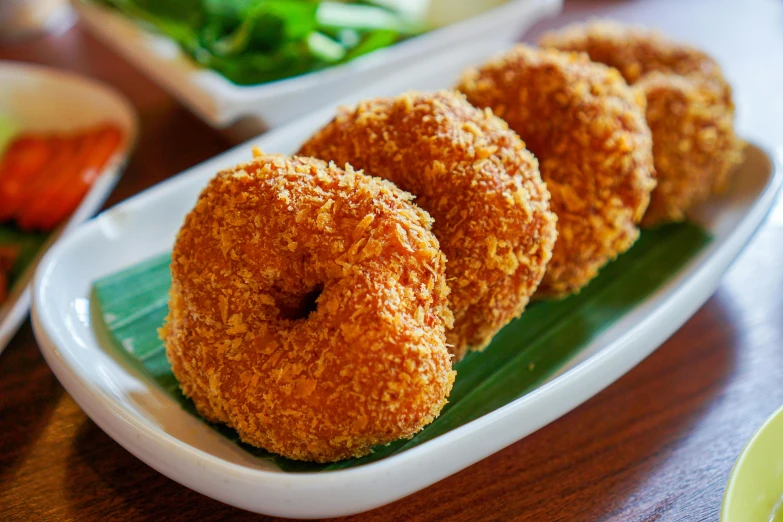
637,73,745,224
161,153,455,463
458,45,655,298
299,91,557,359
540,20,745,225
539,20,728,87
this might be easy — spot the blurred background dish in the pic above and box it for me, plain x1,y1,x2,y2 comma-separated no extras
74,0,562,141
722,404,783,521
0,61,137,354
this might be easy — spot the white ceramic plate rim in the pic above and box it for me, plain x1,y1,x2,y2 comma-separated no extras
27,44,783,515
0,61,138,354
29,144,781,517
31,141,781,518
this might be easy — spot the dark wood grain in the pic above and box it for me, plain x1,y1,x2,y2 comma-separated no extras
1,13,782,522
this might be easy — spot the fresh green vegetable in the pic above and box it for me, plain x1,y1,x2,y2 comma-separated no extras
92,0,423,85
0,225,49,290
0,114,17,159
92,222,710,472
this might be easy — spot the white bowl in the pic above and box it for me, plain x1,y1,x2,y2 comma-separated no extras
0,61,137,354
30,44,782,518
75,0,562,140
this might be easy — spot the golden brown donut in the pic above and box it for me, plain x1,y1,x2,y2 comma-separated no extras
637,72,745,224
458,45,655,298
539,19,728,86
162,153,455,462
299,90,557,358
540,20,746,225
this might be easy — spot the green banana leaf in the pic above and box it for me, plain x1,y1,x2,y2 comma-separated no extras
91,222,710,472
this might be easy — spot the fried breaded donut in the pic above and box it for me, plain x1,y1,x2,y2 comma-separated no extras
162,154,455,462
299,91,557,359
539,20,728,87
636,72,745,224
540,20,745,225
458,46,655,298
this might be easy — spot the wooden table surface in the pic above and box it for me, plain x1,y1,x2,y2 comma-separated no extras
1,1,782,520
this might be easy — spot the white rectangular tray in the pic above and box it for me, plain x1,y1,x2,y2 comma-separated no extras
75,0,561,138
30,42,781,518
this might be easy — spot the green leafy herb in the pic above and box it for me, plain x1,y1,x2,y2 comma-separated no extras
0,114,17,158
91,0,423,85
91,222,710,472
0,224,49,290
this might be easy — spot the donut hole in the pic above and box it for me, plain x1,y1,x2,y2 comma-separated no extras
277,284,324,321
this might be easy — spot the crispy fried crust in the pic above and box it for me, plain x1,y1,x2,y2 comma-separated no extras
162,154,455,462
540,20,745,226
539,19,728,87
458,46,655,298
299,91,557,358
637,73,745,224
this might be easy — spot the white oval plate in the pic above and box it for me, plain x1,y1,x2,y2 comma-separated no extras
0,61,137,354
75,0,562,138
31,43,781,518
